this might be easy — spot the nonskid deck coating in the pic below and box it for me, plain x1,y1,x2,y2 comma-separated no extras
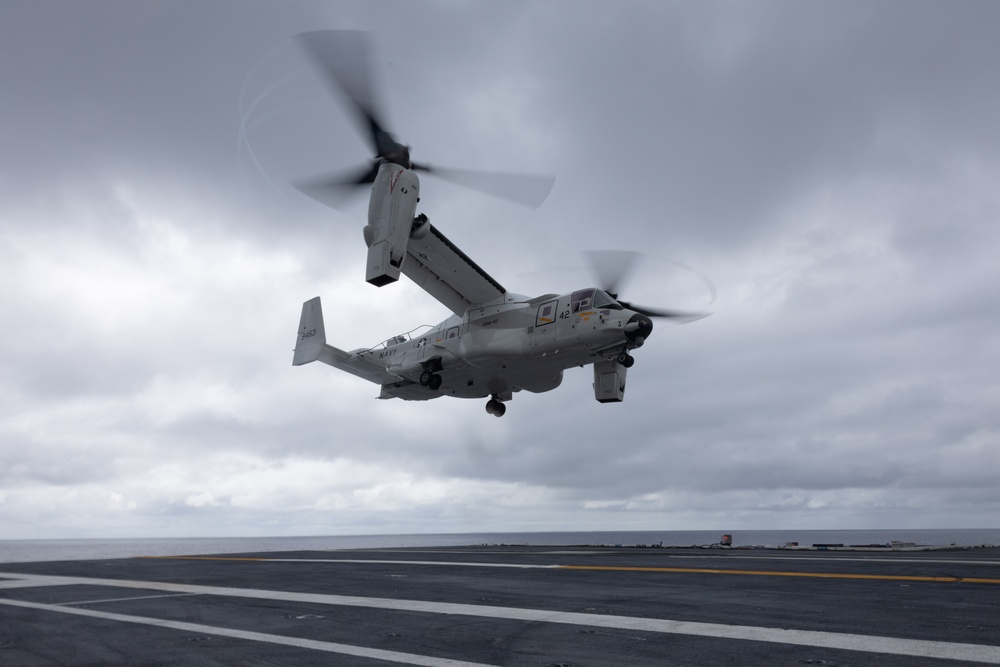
2,545,1000,666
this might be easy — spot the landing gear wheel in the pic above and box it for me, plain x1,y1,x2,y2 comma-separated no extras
616,352,635,368
419,369,443,390
485,399,507,417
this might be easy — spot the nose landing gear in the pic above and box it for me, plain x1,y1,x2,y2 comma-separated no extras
485,397,507,417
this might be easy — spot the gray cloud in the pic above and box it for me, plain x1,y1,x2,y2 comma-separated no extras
2,0,999,538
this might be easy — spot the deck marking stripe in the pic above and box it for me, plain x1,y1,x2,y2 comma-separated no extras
139,556,267,562
141,556,1000,584
663,554,1000,566
348,547,1000,566
0,597,492,667
61,592,200,606
2,572,999,663
143,556,560,569
558,564,1000,584
0,578,77,590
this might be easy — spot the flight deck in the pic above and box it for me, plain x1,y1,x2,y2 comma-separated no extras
2,544,1000,665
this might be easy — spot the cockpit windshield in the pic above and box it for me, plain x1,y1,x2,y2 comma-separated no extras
593,289,622,309
572,288,621,313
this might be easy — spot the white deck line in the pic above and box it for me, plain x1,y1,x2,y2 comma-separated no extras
2,571,1000,663
0,597,493,667
239,558,561,568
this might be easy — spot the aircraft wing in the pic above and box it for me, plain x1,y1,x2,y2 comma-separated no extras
402,223,506,316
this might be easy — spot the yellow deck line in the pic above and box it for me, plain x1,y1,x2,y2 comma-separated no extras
137,556,1000,584
557,564,1000,584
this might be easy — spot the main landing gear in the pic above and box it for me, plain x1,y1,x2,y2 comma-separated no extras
485,397,507,417
616,352,635,368
418,368,442,390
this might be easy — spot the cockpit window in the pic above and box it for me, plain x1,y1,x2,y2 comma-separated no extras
570,288,595,313
593,289,622,309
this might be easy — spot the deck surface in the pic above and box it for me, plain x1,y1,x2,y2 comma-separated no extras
3,544,1000,665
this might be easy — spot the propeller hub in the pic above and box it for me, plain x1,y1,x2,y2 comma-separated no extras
381,141,412,169
624,313,653,346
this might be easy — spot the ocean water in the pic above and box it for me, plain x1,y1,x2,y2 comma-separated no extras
2,529,998,564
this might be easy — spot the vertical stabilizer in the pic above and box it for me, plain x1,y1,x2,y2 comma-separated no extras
293,297,327,365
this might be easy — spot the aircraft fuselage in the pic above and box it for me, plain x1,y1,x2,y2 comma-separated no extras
348,289,651,403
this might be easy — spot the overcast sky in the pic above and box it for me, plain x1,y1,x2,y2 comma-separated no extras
2,1,999,540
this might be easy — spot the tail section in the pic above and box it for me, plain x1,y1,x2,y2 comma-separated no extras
292,296,401,387
293,296,327,365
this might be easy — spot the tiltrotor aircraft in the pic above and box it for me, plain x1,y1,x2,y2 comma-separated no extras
291,31,705,416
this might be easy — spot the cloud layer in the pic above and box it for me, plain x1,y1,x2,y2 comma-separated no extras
2,1,999,538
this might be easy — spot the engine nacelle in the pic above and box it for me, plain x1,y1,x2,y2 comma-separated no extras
365,163,420,287
593,358,628,403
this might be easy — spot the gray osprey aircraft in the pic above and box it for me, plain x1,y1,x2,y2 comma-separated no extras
291,31,705,416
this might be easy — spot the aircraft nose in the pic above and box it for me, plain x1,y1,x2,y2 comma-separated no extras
624,313,653,347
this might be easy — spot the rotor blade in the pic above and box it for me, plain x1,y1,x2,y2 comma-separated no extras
586,250,640,296
292,162,380,210
619,301,710,322
415,164,555,209
296,30,398,158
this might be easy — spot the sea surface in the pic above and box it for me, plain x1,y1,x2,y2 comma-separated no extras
2,529,998,564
